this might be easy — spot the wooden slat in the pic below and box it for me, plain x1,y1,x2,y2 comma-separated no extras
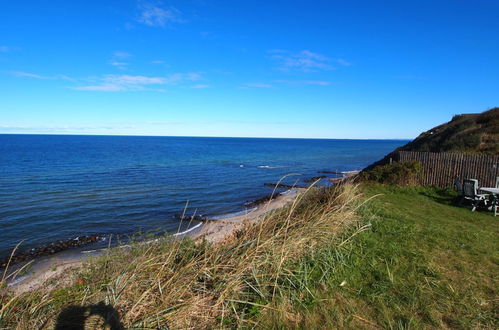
396,151,499,188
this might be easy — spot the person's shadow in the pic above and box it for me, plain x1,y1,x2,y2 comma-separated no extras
54,301,124,330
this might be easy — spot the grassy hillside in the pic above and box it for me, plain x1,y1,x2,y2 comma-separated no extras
401,107,498,154
1,184,497,328
365,107,499,172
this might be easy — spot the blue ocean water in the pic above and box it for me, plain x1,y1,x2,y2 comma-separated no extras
0,135,407,258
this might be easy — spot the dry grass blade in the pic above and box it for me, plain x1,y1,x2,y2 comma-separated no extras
1,240,25,283
0,183,361,329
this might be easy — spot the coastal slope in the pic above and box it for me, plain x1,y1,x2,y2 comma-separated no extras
365,107,499,171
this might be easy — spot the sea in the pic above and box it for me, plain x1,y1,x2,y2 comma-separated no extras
0,135,407,260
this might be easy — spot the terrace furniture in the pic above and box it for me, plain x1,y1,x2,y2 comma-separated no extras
462,179,488,212
454,177,463,194
478,187,499,216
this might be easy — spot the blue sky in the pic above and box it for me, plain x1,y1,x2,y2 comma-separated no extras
0,0,498,139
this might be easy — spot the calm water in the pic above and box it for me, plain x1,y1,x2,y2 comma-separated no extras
0,135,407,258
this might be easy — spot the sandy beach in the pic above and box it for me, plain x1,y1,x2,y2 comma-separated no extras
8,189,302,294
190,189,303,243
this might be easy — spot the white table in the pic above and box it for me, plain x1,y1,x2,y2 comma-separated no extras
479,187,499,216
480,187,499,194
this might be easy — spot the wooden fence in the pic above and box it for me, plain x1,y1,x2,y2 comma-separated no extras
397,151,499,188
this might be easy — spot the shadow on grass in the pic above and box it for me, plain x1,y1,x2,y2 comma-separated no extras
418,187,459,206
55,301,124,330
418,187,494,214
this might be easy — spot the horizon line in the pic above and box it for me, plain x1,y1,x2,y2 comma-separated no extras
0,132,413,141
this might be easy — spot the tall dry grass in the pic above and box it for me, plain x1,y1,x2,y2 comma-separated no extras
0,183,362,329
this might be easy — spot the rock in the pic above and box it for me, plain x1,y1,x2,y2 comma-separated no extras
304,175,327,183
0,235,102,269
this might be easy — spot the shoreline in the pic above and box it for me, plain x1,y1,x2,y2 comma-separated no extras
190,188,304,243
7,188,304,294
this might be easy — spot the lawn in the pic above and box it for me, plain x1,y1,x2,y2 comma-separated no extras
1,184,497,329
259,184,498,329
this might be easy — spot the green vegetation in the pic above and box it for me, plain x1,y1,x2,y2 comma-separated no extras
259,184,498,329
364,107,499,172
1,184,497,329
0,185,359,328
359,161,422,186
404,107,499,154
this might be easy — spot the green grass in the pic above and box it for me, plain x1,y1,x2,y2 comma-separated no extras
258,184,498,329
0,184,497,329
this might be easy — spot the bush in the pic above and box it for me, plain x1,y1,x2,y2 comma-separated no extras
360,161,422,186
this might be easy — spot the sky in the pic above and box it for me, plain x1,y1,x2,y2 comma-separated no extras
0,0,498,139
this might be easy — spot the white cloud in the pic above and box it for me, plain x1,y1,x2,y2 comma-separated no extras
335,58,352,66
8,71,75,81
114,51,132,59
10,71,46,79
270,50,332,72
73,73,202,92
274,80,331,86
191,84,210,89
106,74,166,85
0,46,11,52
244,82,273,88
269,50,351,72
164,72,201,83
138,2,181,27
109,61,129,69
71,84,127,92
151,60,165,64
109,52,132,70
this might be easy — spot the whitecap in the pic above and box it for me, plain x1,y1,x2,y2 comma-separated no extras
173,222,203,237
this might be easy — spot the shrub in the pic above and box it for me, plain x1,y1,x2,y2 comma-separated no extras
359,161,422,186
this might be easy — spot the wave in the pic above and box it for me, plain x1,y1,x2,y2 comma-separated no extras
257,165,285,169
341,170,360,174
172,222,203,237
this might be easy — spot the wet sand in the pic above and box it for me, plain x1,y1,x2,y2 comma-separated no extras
191,189,302,243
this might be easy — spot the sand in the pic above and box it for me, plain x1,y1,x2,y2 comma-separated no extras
191,189,302,243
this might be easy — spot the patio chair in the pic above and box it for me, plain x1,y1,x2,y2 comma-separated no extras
462,179,488,211
453,177,463,194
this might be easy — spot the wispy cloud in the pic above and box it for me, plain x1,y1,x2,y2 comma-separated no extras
114,51,131,59
0,124,137,134
241,80,331,89
151,60,165,64
73,73,202,92
335,58,352,66
109,51,132,70
393,75,427,80
269,50,350,72
9,71,75,81
137,1,182,27
274,80,331,86
7,69,202,92
10,71,46,79
244,82,273,88
109,61,129,69
0,46,12,53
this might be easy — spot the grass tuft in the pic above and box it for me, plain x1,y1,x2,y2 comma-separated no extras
1,183,497,329
0,183,361,329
